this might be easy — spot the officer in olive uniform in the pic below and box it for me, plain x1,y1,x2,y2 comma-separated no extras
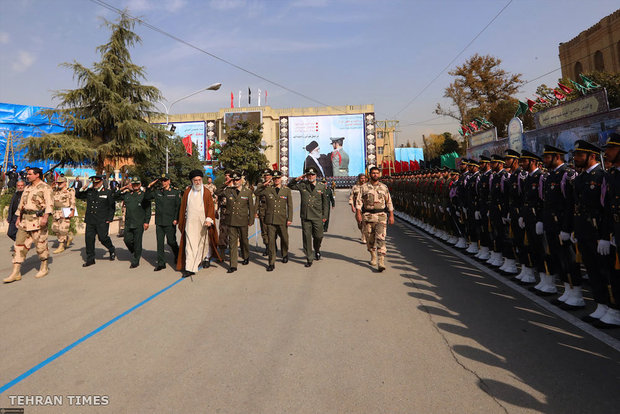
322,178,336,232
254,170,294,271
146,173,181,271
257,169,273,255
216,171,256,273
76,175,117,267
115,178,152,268
288,166,329,267
217,170,233,256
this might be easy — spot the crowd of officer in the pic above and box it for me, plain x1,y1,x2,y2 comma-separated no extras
388,134,620,329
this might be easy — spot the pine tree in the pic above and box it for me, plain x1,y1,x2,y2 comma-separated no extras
23,13,168,173
215,121,269,184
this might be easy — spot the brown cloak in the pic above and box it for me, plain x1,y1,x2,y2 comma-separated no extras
176,185,222,271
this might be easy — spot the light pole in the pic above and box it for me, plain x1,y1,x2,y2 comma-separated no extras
158,82,222,173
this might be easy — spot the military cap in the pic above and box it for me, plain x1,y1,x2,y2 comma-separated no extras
231,171,242,180
573,139,601,154
468,160,480,167
90,175,103,181
305,140,319,152
542,145,567,155
479,155,492,163
224,169,234,176
272,170,283,178
131,177,142,184
504,149,521,159
491,154,505,163
188,169,203,180
330,137,345,143
262,168,273,176
304,166,318,175
460,158,470,166
603,132,620,148
520,150,542,162
55,176,67,183
159,173,171,180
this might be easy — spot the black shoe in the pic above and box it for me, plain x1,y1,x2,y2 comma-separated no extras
315,252,321,261
241,258,249,265
559,302,586,311
109,251,116,261
182,271,195,278
581,315,598,323
130,263,139,269
282,256,289,263
305,260,312,267
266,264,274,272
227,267,237,274
592,319,620,329
202,260,211,268
82,260,95,267
154,265,166,272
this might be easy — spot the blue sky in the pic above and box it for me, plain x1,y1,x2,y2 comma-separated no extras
0,0,618,146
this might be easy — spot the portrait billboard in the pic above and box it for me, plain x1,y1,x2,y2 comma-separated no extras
173,121,206,160
288,114,365,178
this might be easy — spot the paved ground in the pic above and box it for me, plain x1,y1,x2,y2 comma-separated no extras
0,190,619,413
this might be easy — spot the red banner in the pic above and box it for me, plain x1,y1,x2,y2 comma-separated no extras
182,135,193,156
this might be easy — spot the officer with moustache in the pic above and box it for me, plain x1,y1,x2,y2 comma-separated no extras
146,173,181,271
115,178,152,268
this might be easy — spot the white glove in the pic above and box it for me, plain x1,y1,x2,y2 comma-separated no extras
612,237,616,247
559,231,571,241
463,208,468,215
518,217,525,229
506,213,510,221
474,211,481,220
570,233,577,244
501,217,509,224
597,240,611,255
486,211,490,217
535,221,543,235
456,211,461,218
439,206,444,213
446,207,451,214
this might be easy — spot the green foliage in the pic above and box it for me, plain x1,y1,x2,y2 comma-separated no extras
129,136,204,189
22,12,169,172
440,133,462,155
0,188,15,220
214,121,269,185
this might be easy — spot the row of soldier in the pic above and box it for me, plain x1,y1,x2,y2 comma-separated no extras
4,165,371,283
388,134,620,329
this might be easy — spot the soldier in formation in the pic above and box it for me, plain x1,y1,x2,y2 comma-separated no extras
51,175,76,254
389,137,620,328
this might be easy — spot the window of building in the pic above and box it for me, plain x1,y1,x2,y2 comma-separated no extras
574,61,583,80
378,146,384,155
377,131,383,139
594,50,605,71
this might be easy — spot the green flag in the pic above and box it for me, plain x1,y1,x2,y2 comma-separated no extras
514,100,529,117
570,79,588,95
579,74,600,89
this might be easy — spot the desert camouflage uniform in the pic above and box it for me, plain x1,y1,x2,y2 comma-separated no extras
349,183,365,238
52,186,76,243
356,181,394,256
13,181,54,264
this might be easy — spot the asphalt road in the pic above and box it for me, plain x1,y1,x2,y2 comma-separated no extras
0,190,619,413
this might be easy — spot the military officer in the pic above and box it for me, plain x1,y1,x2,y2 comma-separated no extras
76,174,117,267
216,170,256,273
330,137,349,176
254,170,294,271
502,149,526,276
146,173,181,271
51,175,76,254
322,178,336,232
573,140,613,324
115,178,152,268
257,168,273,255
487,154,508,267
355,166,394,272
464,160,480,255
217,170,233,256
601,132,620,327
4,167,54,283
475,156,493,261
289,166,329,267
349,173,367,243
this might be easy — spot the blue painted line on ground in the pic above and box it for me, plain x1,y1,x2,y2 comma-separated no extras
0,277,185,394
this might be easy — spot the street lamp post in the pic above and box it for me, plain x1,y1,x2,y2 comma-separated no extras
158,82,222,173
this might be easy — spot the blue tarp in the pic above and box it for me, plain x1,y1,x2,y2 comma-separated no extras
0,102,95,176
394,147,424,163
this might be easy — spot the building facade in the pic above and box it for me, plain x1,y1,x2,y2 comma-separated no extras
559,9,620,81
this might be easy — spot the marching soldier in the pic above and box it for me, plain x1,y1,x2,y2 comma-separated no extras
76,175,117,267
257,169,273,255
356,166,395,272
216,171,256,273
115,178,152,269
146,173,181,271
573,140,613,325
4,167,54,283
323,178,336,232
289,166,329,267
349,173,367,243
601,132,620,327
217,170,233,257
51,175,76,254
254,170,293,271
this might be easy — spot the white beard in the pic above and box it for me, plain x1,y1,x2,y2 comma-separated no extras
192,183,202,192
310,151,320,159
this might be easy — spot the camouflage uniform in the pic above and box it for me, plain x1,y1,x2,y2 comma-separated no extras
349,183,365,241
13,181,54,264
52,185,76,244
356,181,394,256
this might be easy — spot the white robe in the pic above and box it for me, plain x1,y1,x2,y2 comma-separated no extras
184,186,212,272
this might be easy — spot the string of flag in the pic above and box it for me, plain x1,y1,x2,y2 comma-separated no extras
230,88,268,108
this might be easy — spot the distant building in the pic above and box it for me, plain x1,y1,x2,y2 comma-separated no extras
559,9,620,81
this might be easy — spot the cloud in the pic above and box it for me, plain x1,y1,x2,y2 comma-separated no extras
0,32,9,44
12,51,36,72
124,0,187,13
209,0,246,11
